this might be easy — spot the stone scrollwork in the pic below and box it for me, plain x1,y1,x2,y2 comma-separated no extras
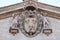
9,14,19,36
9,10,52,37
43,18,52,36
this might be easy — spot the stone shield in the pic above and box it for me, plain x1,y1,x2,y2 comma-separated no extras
19,11,43,37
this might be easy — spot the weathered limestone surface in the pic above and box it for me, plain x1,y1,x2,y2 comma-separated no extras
0,0,60,40
0,17,60,40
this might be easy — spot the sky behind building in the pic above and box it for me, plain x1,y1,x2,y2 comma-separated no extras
0,0,60,7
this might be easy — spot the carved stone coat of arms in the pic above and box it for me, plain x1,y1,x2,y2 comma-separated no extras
19,11,43,37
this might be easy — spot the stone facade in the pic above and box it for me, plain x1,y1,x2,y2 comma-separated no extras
0,17,60,40
0,0,60,40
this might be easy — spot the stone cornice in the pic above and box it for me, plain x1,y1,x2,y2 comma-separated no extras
0,1,60,20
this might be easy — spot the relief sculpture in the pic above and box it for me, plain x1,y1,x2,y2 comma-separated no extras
19,11,43,37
